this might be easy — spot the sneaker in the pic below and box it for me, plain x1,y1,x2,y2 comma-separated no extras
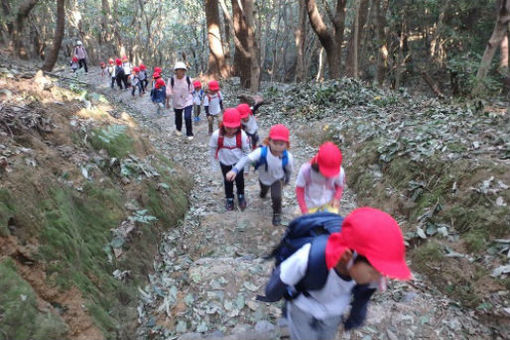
187,136,194,141
259,191,267,199
238,194,247,211
225,198,234,211
175,130,182,136
193,117,199,122
272,213,282,226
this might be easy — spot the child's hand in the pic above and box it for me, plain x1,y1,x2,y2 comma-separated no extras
226,171,237,181
330,199,340,208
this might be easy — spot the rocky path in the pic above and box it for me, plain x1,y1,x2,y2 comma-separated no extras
81,69,500,340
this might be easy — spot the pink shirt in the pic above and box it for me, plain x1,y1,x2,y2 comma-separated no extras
167,76,193,109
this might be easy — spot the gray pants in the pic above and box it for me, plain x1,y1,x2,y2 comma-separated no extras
287,302,343,340
259,179,283,214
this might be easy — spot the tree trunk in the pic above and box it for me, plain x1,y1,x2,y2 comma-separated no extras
375,0,388,86
345,0,369,78
243,0,260,91
231,0,251,86
474,0,510,94
304,0,344,78
500,34,509,71
206,0,228,78
394,13,407,89
295,0,307,82
13,0,40,58
223,11,232,74
316,47,325,81
41,0,65,71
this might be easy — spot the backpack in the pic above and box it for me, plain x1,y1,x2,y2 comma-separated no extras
254,146,289,173
215,130,242,159
257,212,343,301
170,76,191,91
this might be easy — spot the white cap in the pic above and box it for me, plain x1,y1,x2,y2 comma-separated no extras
174,61,187,71
77,40,82,45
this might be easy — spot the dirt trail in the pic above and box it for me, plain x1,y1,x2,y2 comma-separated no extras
82,69,499,340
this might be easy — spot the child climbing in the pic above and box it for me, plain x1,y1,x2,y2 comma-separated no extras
151,78,166,116
295,142,345,214
167,61,194,140
263,207,411,340
121,56,132,89
192,80,204,123
204,80,223,135
226,124,294,225
139,64,147,94
70,56,79,73
114,58,127,89
130,67,141,97
237,103,259,150
209,108,251,211
100,61,106,77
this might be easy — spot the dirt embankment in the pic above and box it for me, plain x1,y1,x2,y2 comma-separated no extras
0,68,192,340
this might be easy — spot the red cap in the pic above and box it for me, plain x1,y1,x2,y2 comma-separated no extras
100,61,105,67
122,55,128,61
133,66,140,72
115,58,122,66
155,78,165,89
237,103,252,119
193,80,202,89
209,80,220,92
154,67,162,73
72,56,78,62
108,58,114,64
325,207,411,280
152,72,160,79
269,124,289,142
311,142,342,177
139,64,146,70
222,108,241,128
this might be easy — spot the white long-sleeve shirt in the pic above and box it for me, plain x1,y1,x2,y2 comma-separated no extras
209,129,251,166
234,147,294,185
242,115,258,135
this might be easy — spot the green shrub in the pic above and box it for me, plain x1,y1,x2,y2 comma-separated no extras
89,125,134,158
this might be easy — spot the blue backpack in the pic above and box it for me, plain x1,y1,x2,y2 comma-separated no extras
267,212,343,292
254,146,289,173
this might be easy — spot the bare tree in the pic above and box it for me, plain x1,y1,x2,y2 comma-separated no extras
12,0,40,58
305,0,347,78
345,0,370,78
42,0,65,71
295,0,307,82
206,0,229,78
474,0,510,95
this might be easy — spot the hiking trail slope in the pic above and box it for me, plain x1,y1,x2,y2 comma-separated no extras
83,68,500,340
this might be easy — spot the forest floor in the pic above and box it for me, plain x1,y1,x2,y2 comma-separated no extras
79,68,505,340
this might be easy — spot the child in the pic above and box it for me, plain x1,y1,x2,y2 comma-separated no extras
151,70,161,90
265,207,411,340
226,124,293,225
192,80,204,123
151,78,166,115
295,142,345,214
107,59,116,88
237,103,260,149
100,61,106,77
139,64,147,94
204,80,223,135
70,56,79,73
130,67,141,97
115,58,127,89
209,108,251,211
167,62,194,139
121,56,132,89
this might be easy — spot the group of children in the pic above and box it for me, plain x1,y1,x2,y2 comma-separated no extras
86,56,411,340
207,106,411,340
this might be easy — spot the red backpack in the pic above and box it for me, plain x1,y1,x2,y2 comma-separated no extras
215,131,242,159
